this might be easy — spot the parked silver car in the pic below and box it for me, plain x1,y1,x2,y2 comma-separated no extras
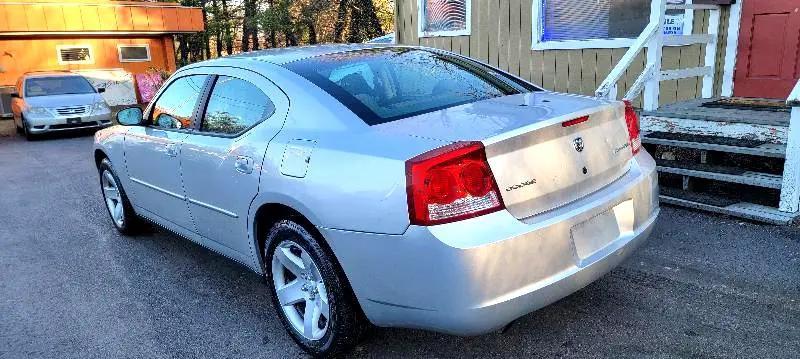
93,45,659,356
11,71,112,139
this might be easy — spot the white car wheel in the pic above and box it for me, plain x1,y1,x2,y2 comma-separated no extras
271,239,331,340
101,169,125,228
98,158,141,235
264,219,367,357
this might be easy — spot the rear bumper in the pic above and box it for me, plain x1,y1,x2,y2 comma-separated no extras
322,151,659,335
25,111,112,134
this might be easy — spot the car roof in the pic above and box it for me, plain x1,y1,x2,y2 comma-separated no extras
202,43,399,66
22,71,84,79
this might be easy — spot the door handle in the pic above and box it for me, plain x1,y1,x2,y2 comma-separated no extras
164,143,179,157
235,156,254,174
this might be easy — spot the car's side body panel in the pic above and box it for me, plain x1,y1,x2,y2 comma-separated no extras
93,126,131,182
180,66,291,260
124,128,195,231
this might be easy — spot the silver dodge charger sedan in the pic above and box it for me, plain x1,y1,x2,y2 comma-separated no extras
93,44,659,356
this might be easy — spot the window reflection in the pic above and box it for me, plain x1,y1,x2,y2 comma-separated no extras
150,75,208,129
200,76,275,135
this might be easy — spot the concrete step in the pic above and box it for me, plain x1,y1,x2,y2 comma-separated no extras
660,196,798,225
640,114,788,144
643,132,786,158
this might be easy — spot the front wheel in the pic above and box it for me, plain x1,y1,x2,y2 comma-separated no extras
21,117,35,141
98,158,141,235
264,220,367,357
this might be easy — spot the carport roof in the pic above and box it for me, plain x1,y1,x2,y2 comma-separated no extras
0,0,204,35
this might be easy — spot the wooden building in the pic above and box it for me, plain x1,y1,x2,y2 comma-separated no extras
0,0,204,111
394,0,800,223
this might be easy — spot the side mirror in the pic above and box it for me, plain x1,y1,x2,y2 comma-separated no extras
117,107,144,126
97,88,106,93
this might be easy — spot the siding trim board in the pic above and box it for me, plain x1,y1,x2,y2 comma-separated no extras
719,0,742,97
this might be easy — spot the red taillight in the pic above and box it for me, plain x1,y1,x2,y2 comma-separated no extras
623,100,641,155
406,142,505,226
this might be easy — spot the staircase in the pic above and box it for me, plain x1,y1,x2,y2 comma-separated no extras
595,0,800,224
641,99,796,224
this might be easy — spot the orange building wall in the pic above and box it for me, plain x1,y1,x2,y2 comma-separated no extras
0,36,176,87
0,1,203,33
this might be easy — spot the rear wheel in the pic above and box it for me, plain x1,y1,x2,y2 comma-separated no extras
264,220,367,357
98,158,141,235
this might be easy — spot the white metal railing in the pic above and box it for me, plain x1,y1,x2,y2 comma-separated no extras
596,0,721,111
779,79,800,212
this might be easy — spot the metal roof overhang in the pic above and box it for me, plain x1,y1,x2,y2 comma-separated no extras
0,1,205,35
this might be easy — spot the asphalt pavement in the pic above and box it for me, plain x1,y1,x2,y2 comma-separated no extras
1,128,798,358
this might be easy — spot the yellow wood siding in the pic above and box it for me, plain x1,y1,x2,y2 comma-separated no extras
396,0,731,106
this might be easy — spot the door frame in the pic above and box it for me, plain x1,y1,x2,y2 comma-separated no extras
721,0,800,98
720,0,744,97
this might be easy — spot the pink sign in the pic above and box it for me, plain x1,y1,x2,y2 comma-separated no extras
135,73,164,103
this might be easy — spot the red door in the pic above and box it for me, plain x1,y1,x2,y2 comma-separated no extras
733,0,800,99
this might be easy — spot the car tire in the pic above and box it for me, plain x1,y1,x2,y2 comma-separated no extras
98,158,141,235
21,117,35,141
264,219,367,357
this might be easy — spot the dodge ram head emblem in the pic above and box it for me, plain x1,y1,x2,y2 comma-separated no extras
573,137,584,152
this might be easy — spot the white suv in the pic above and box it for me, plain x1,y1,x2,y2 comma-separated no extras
11,71,112,139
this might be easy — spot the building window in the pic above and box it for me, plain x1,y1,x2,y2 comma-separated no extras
418,0,471,37
57,45,93,64
532,0,692,50
118,45,151,63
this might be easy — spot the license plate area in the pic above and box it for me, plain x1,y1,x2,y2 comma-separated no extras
571,200,634,262
66,117,82,124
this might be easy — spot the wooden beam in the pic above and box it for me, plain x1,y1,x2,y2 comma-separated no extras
780,105,800,212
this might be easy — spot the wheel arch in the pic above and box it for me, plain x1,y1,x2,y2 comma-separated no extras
250,200,369,322
94,149,108,169
251,201,328,272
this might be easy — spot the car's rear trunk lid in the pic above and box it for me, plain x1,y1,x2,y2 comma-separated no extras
375,92,633,219
482,100,632,219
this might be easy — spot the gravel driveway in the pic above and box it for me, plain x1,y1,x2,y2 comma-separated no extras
1,130,798,358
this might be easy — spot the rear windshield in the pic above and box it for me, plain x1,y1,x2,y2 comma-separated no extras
284,48,538,125
24,76,95,97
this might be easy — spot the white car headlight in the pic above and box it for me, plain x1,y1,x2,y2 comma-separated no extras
92,101,110,113
26,107,50,117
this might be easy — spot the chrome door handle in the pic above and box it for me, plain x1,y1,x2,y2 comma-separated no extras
235,156,254,174
165,143,179,157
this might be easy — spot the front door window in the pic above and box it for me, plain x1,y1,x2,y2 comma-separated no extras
150,75,209,130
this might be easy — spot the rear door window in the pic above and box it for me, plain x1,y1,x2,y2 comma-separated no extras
198,76,275,136
284,48,537,125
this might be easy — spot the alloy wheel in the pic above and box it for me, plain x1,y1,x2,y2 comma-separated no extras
271,240,330,341
101,170,124,228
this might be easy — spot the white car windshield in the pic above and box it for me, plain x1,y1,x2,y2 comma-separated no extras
25,76,95,97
